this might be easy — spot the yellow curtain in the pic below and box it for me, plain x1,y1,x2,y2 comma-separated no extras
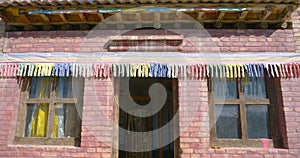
30,77,64,137
31,78,50,137
52,104,59,137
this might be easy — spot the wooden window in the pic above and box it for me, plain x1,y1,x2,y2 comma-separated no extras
14,77,84,146
209,77,283,148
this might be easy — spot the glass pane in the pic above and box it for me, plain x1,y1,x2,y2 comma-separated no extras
216,105,241,139
57,77,73,98
25,103,49,137
29,77,51,98
246,105,270,139
244,78,266,100
53,104,80,138
213,79,237,99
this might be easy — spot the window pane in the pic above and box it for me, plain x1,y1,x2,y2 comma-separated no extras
214,79,237,99
29,77,51,98
53,104,80,138
25,104,49,137
57,77,73,98
244,78,266,100
216,105,241,139
246,105,270,139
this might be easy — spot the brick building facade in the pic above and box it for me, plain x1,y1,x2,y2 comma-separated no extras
0,0,300,158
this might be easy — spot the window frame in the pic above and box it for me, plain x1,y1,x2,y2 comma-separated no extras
209,77,275,148
14,77,83,146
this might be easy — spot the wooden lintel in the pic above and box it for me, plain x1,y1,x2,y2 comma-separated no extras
239,11,248,20
262,6,273,20
59,14,68,22
97,13,104,21
78,13,87,22
218,11,225,20
197,12,205,20
40,14,50,22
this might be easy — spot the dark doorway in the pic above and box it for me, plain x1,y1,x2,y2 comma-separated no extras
117,78,179,158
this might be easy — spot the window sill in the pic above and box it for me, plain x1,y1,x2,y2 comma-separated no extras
208,148,289,154
13,137,80,147
210,139,274,148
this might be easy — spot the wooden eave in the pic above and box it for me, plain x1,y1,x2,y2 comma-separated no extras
0,3,298,31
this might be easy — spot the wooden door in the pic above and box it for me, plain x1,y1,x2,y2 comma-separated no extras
117,78,179,158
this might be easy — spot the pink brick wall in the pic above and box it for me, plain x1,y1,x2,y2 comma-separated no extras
2,29,295,53
0,78,114,157
1,77,300,157
0,28,299,157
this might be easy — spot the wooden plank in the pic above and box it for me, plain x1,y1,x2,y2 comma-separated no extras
215,99,269,105
197,12,205,20
112,77,120,158
15,78,30,137
26,98,77,104
154,12,160,21
59,14,68,22
19,14,31,23
173,79,179,158
209,78,217,142
239,79,248,140
97,13,104,21
13,137,76,146
78,13,87,22
46,83,56,138
135,12,141,21
40,14,50,22
210,139,274,148
218,11,225,20
262,6,273,20
239,11,248,20
115,13,123,22
278,5,293,20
